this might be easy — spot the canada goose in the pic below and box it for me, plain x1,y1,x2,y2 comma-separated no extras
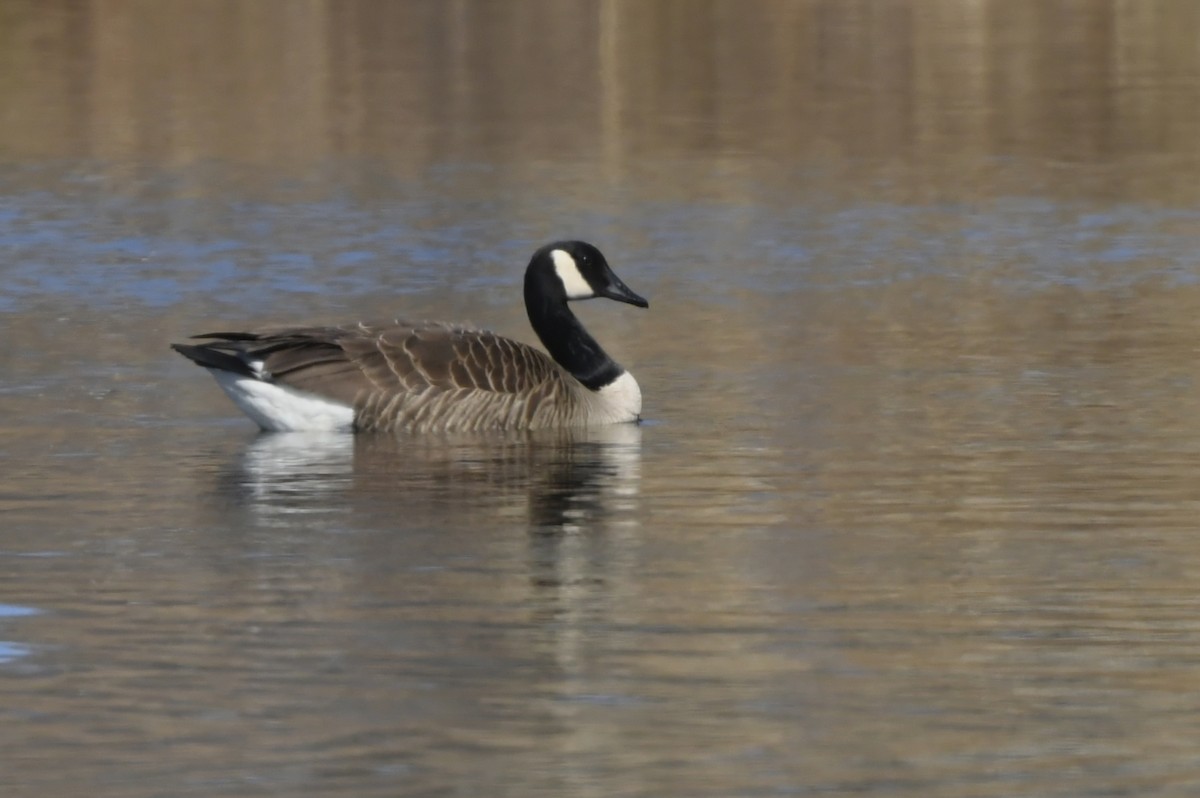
171,240,648,433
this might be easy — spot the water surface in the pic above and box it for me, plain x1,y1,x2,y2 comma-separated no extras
3,2,1200,796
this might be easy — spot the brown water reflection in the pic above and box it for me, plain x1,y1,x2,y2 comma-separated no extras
5,0,1200,195
4,2,1200,797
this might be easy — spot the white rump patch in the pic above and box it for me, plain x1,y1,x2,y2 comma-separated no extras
209,370,354,432
551,248,594,299
593,370,643,423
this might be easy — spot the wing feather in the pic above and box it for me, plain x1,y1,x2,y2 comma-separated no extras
182,320,573,431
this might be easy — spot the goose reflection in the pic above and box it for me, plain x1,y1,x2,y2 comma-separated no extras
221,424,642,532
216,426,645,735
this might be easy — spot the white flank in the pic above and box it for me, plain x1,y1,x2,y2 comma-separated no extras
593,370,642,423
550,248,594,299
209,370,355,432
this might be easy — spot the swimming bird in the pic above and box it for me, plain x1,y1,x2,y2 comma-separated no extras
171,240,648,433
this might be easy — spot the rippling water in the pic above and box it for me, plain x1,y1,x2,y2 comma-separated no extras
4,2,1200,796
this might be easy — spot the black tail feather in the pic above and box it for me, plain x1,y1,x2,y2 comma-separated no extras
170,342,258,377
191,331,262,342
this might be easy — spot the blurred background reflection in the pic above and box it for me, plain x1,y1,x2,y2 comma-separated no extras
3,2,1200,796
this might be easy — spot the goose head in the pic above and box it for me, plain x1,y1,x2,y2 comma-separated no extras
526,240,649,309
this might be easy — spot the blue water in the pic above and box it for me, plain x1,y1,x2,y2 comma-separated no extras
5,161,1200,318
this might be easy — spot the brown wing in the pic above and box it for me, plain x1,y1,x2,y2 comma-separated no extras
189,321,572,430
278,320,561,390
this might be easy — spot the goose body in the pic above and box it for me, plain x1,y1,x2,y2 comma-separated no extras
171,241,648,433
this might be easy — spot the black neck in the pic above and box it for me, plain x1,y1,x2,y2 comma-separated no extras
525,285,623,391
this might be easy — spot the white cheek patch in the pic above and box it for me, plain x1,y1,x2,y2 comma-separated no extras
551,249,594,299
